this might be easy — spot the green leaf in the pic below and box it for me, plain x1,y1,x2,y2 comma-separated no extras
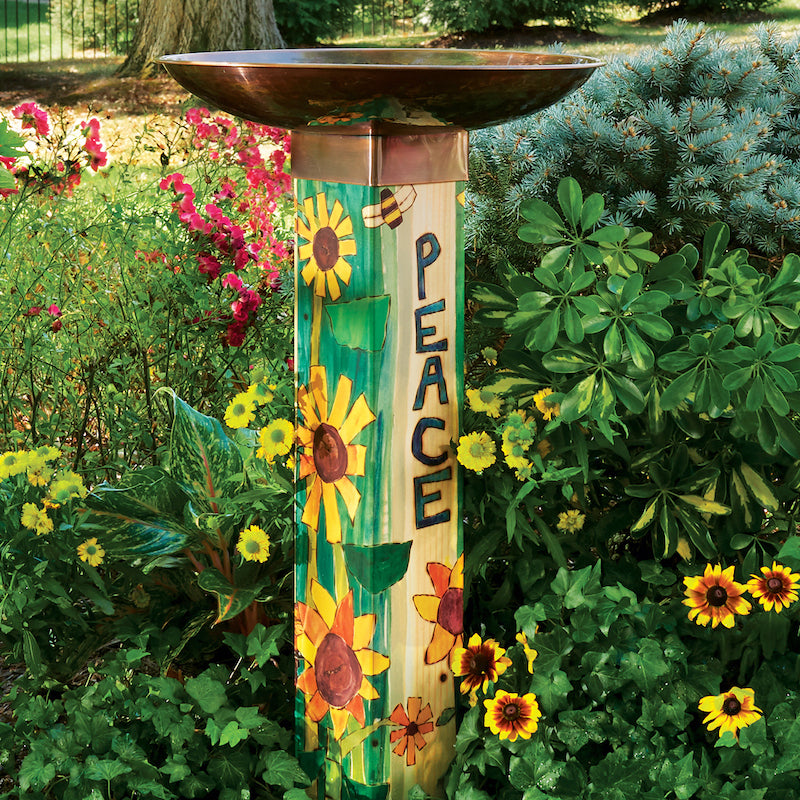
18,751,56,792
530,668,572,714
86,467,188,519
660,369,697,410
557,177,583,227
343,541,412,594
702,221,730,270
262,750,310,790
560,374,595,421
197,568,261,624
326,295,391,351
79,512,190,556
84,756,134,782
542,350,594,373
185,673,227,714
169,394,243,510
580,192,604,230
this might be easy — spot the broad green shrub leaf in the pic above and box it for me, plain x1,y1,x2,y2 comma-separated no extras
86,466,188,519
169,394,243,509
197,568,262,624
262,750,310,790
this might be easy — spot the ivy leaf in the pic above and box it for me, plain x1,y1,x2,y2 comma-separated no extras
185,673,227,715
262,750,310,790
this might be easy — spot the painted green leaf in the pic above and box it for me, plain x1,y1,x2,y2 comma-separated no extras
79,511,190,556
342,775,389,800
169,394,243,510
197,568,261,624
343,541,412,594
326,295,390,351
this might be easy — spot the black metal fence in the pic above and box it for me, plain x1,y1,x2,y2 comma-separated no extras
1,0,429,64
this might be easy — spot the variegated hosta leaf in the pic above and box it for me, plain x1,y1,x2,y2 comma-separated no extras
169,394,244,511
79,512,190,556
197,568,267,624
86,466,188,520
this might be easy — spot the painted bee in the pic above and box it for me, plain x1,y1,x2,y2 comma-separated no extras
362,185,417,229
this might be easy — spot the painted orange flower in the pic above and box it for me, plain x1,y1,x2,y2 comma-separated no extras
483,691,541,742
389,697,435,766
295,580,390,740
297,191,357,301
682,563,751,628
297,366,376,544
451,633,511,694
747,562,800,612
698,687,762,738
413,553,464,665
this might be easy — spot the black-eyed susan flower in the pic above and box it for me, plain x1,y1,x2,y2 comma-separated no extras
483,691,541,742
77,537,105,567
224,392,256,429
698,687,761,738
533,388,559,421
257,419,294,462
20,502,53,535
297,192,356,301
515,631,538,674
683,564,751,628
413,554,464,665
747,562,800,612
236,525,271,563
456,432,496,474
557,509,586,533
389,697,435,766
295,581,390,740
466,388,503,418
451,633,512,693
297,366,375,544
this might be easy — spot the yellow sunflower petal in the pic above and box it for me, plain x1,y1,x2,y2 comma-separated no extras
346,444,366,477
356,648,391,676
301,475,323,531
335,474,361,522
322,481,342,543
328,376,353,431
413,594,441,623
328,199,344,231
326,270,342,301
425,624,456,665
358,676,380,701
316,192,329,228
352,613,376,651
311,580,338,629
337,394,377,446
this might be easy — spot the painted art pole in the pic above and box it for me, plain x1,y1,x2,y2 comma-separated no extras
159,49,601,800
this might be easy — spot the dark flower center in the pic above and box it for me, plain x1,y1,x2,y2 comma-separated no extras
406,721,419,737
469,650,492,676
437,587,463,636
315,633,362,708
313,226,339,271
313,423,347,483
502,701,521,721
706,585,728,607
722,697,742,716
767,577,784,593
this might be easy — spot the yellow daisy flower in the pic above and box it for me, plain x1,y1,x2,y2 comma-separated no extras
27,463,53,487
257,419,294,462
0,450,28,480
747,562,800,612
466,388,503,418
557,509,586,533
683,564,751,628
224,392,256,429
77,538,105,567
297,192,357,301
246,380,275,406
484,691,541,742
698,687,761,739
21,502,53,535
236,525,271,563
481,346,498,366
33,445,61,462
456,432,496,474
48,469,87,504
533,388,560,421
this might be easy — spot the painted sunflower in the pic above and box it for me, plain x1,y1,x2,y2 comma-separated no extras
413,553,464,665
295,580,390,740
747,562,800,612
698,687,761,738
389,697,435,766
483,691,541,742
451,633,512,694
297,366,375,544
682,563,751,628
297,192,357,301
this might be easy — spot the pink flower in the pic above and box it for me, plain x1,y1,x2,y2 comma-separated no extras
12,102,50,136
51,318,63,332
222,272,243,291
81,118,101,140
197,253,221,281
84,137,108,171
47,304,61,317
26,306,41,316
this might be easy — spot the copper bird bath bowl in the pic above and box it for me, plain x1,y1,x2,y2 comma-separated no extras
160,47,601,800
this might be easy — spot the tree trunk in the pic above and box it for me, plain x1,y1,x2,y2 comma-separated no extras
117,0,285,78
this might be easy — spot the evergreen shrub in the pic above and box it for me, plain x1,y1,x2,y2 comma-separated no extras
467,22,800,270
423,0,615,33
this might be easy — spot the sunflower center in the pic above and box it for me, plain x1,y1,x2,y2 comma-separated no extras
245,539,261,554
706,585,728,607
271,428,286,443
315,633,363,709
86,545,97,556
406,721,419,737
313,226,340,271
469,650,492,676
722,697,742,716
313,423,348,483
502,701,521,721
436,587,463,636
767,577,784,593
469,442,486,458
